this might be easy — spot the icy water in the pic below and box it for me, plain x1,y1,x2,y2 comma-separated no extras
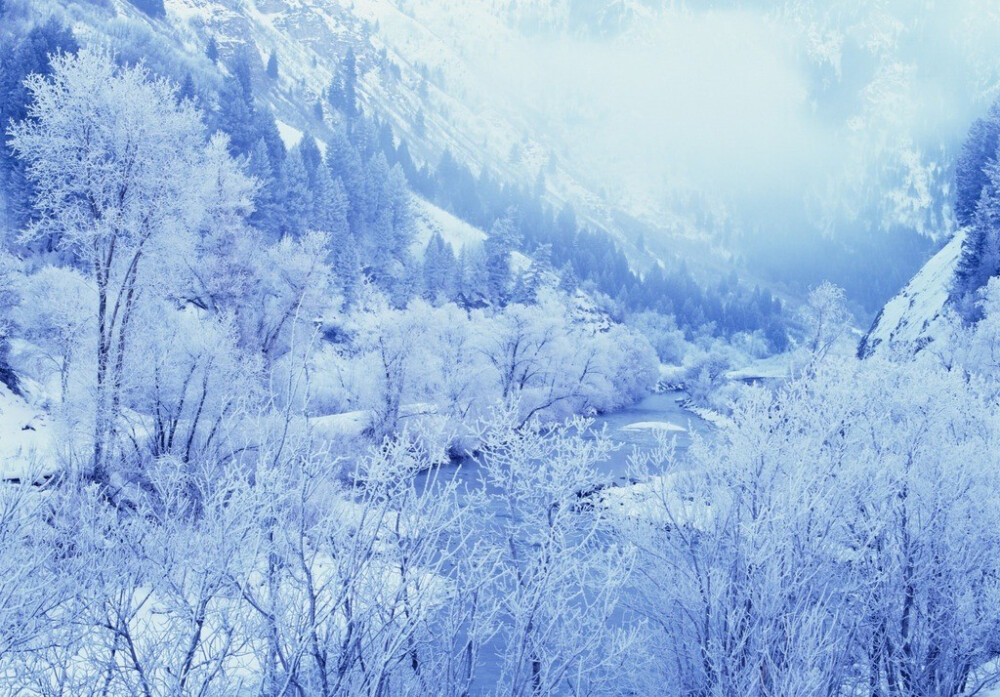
421,390,711,693
587,389,711,481
429,389,710,491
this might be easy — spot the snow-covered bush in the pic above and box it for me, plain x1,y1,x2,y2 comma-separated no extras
628,310,689,364
618,356,1000,696
12,265,93,404
320,288,658,455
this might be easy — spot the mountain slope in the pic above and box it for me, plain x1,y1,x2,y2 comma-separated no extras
858,230,965,358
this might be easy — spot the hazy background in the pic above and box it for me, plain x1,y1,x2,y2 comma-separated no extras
476,0,1000,245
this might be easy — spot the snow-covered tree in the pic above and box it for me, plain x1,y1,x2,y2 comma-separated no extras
479,413,635,696
798,280,853,364
8,49,252,482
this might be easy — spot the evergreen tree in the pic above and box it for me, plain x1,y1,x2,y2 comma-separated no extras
254,109,287,170
377,121,396,161
343,47,358,118
311,165,349,235
415,109,427,137
385,164,415,257
422,232,457,303
455,244,489,309
177,73,197,105
328,74,345,113
516,243,554,304
247,138,283,238
298,135,323,188
484,211,520,306
230,45,255,103
206,36,219,63
395,142,417,183
127,0,165,18
266,50,278,79
215,76,256,155
956,103,1000,228
362,152,391,233
313,99,324,122
281,147,313,238
325,178,359,302
558,262,579,295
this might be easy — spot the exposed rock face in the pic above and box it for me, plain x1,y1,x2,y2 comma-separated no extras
858,229,965,358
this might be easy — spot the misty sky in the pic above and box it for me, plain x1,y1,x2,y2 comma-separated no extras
468,1,1000,241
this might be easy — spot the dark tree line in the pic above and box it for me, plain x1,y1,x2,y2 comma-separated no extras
952,98,1000,317
371,128,789,347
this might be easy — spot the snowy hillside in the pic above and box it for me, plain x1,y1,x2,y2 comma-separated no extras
158,0,639,249
858,230,966,358
410,196,530,269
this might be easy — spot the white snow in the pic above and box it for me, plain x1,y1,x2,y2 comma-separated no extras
275,119,304,149
621,421,686,433
860,229,966,357
0,384,58,481
411,196,530,269
310,410,369,440
600,471,715,529
411,196,488,252
726,354,793,381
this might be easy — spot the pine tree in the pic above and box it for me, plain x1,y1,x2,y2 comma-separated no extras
127,0,165,18
206,36,219,63
423,232,456,303
215,76,256,155
396,142,416,182
362,152,391,232
323,177,358,301
230,45,255,103
558,262,579,295
956,104,1000,228
311,165,349,235
956,149,1000,309
343,47,358,118
177,73,197,105
516,243,554,304
266,50,278,79
484,211,521,306
328,75,345,113
298,135,323,188
385,164,415,256
313,99,324,122
281,148,313,238
247,138,283,239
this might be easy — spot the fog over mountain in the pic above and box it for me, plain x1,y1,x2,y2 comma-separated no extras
477,1,1000,233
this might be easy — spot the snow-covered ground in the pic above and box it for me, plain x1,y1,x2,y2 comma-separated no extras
0,384,58,482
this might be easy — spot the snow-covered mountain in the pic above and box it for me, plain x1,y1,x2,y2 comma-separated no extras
35,0,968,320
156,0,633,242
858,230,966,358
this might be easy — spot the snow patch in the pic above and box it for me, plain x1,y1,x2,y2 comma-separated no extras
275,119,304,149
0,384,58,481
621,421,686,433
